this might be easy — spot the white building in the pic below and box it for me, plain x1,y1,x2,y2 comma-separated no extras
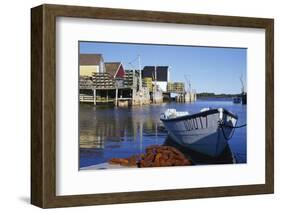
142,66,170,92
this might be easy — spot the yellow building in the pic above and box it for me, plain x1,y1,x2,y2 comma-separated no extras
143,77,153,92
79,54,105,77
167,82,185,93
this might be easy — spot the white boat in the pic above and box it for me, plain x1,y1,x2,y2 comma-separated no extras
160,108,238,157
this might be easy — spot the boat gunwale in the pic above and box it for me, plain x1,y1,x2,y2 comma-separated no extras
160,108,238,122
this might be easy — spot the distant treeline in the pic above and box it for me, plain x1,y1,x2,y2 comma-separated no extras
197,92,240,98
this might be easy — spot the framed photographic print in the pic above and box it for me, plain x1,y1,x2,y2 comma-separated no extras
31,4,274,208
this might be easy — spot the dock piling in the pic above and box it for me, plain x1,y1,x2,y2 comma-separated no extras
115,89,118,106
93,89,96,105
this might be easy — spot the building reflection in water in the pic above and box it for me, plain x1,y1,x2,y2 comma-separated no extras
79,104,235,166
79,104,163,150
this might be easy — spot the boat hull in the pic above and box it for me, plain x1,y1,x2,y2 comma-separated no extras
161,109,237,157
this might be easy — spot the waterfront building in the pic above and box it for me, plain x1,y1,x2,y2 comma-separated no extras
79,54,105,76
142,66,170,92
105,62,126,78
167,82,185,93
143,77,153,92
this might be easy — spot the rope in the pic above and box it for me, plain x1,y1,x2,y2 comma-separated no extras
233,152,247,163
222,123,247,129
218,121,247,141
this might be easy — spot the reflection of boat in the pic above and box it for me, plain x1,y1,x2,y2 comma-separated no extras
233,96,241,104
163,136,235,164
160,108,238,157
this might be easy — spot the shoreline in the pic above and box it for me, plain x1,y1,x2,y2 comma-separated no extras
80,162,136,170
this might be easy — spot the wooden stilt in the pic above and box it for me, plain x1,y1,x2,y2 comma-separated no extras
106,90,108,102
115,89,118,106
93,89,96,105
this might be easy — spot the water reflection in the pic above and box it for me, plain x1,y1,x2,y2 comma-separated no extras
163,136,234,165
79,100,246,168
79,104,166,148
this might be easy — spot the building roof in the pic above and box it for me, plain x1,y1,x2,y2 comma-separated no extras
79,54,103,66
105,62,121,77
142,66,169,82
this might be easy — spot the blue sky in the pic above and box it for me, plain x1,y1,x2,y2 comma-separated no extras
79,41,246,94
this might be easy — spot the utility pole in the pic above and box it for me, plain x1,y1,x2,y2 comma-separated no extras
138,55,142,90
138,55,142,106
184,75,192,102
154,66,157,103
240,74,245,94
129,63,136,88
154,65,157,90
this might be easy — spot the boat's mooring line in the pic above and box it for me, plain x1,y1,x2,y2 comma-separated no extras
222,123,247,129
218,121,247,141
233,152,247,163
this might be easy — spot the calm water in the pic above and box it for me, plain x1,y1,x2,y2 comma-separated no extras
79,98,247,168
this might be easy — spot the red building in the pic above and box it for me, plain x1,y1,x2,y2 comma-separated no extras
105,62,125,78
